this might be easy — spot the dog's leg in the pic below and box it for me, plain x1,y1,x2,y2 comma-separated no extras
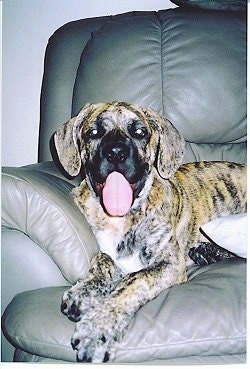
61,252,123,322
71,251,186,362
188,242,237,266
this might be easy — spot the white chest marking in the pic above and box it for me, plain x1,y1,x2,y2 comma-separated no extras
95,222,143,275
83,196,145,275
114,252,143,275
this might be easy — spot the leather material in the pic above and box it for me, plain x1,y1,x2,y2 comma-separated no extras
1,229,69,363
39,16,110,161
2,259,246,363
39,8,246,164
184,141,246,163
2,165,99,284
2,6,246,363
12,350,246,364
170,0,247,11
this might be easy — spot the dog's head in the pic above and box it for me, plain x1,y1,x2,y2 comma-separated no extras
54,102,185,216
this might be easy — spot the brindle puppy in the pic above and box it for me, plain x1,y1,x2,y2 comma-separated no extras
54,101,247,362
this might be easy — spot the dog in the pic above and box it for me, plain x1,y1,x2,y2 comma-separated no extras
54,101,247,362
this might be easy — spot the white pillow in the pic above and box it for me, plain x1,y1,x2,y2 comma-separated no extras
201,213,247,258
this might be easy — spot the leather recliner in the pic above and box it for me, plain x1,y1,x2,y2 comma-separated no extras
1,3,246,363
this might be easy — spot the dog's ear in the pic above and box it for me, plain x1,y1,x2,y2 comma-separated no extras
157,118,185,179
144,107,185,179
54,115,82,177
54,103,102,177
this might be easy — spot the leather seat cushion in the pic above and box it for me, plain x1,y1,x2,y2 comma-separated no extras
2,259,246,363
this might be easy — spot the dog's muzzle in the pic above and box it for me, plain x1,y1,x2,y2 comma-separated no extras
87,134,148,217
103,141,130,164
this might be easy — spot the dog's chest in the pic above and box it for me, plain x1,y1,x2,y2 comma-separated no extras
94,217,144,275
96,222,143,274
78,193,146,274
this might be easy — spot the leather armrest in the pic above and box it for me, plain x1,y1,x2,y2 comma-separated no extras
2,163,99,284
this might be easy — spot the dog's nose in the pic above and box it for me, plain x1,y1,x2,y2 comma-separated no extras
104,142,130,163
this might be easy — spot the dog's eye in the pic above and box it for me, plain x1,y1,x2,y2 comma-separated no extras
130,126,149,140
89,129,98,136
135,128,144,136
85,127,104,139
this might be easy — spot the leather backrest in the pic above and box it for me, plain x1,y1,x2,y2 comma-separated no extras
39,8,246,164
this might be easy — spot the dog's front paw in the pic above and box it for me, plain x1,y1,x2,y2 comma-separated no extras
61,289,83,322
61,281,100,322
71,301,129,362
71,321,114,363
189,242,236,266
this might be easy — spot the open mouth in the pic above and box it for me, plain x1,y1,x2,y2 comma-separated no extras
94,171,141,217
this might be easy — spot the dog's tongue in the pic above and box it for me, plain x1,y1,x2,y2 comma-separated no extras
102,171,133,216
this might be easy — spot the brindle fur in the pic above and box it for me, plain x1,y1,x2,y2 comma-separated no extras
54,101,247,363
